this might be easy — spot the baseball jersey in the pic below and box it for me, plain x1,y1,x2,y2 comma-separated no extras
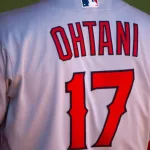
0,0,150,150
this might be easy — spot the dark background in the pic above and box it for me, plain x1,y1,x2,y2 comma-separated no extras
0,0,150,14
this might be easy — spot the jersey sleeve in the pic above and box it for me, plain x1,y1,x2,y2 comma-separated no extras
0,41,12,125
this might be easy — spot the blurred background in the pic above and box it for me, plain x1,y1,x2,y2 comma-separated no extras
0,0,150,14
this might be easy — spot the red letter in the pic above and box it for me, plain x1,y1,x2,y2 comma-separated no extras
116,22,130,56
133,23,138,57
50,26,72,61
68,23,86,57
99,21,113,55
83,21,96,56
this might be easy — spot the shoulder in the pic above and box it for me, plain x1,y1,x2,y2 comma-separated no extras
117,1,150,40
0,1,56,35
122,2,149,25
0,1,50,22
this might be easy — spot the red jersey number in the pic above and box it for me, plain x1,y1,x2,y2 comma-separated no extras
66,70,134,149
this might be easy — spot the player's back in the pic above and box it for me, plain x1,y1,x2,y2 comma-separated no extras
0,0,150,150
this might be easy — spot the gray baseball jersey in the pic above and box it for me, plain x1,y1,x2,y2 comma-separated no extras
0,0,150,149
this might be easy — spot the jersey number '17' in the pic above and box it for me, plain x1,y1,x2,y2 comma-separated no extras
66,69,134,149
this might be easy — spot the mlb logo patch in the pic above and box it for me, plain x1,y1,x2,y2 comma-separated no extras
81,0,99,8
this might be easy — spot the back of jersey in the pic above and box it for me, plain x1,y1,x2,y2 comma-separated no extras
0,0,150,150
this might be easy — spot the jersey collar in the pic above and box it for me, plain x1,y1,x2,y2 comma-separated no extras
46,0,126,11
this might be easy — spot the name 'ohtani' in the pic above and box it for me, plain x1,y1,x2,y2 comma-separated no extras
50,21,138,61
